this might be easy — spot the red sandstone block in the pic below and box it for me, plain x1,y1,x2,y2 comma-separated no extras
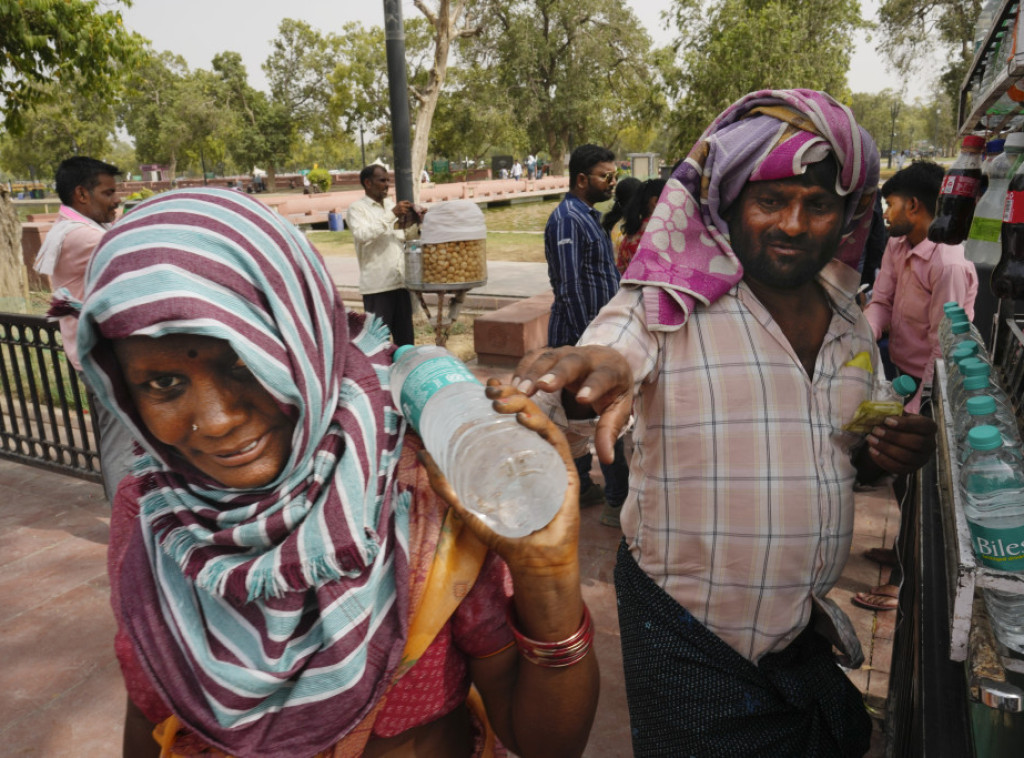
474,293,553,366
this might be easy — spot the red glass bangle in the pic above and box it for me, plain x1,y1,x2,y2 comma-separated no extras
508,603,594,668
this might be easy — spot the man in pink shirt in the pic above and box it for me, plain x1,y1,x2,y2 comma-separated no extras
34,156,134,502
864,161,979,414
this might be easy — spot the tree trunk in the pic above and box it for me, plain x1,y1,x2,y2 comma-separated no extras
411,0,477,204
0,187,32,313
267,167,278,191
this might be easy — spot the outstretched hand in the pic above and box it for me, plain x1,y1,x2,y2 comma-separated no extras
511,345,633,465
417,380,581,573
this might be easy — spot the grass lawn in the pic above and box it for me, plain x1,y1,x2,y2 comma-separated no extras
307,198,561,265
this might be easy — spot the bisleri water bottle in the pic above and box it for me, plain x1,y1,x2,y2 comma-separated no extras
389,345,568,537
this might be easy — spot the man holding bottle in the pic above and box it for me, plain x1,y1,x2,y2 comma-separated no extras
515,90,937,756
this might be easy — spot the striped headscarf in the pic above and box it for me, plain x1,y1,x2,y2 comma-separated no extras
621,89,880,330
78,188,409,757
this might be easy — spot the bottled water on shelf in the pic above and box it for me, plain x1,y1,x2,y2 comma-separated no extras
389,345,567,537
982,588,1024,654
959,425,1024,574
955,395,1022,463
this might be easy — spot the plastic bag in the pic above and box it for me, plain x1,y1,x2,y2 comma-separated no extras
420,200,487,243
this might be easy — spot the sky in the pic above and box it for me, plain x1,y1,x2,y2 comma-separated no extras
119,0,938,101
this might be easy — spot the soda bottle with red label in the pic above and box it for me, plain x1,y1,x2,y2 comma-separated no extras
992,151,1024,300
928,135,986,245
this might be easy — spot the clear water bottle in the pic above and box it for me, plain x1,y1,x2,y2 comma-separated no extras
960,425,1024,653
960,425,1024,571
983,588,1024,654
955,395,1022,463
954,372,1013,434
937,301,965,350
948,357,994,413
389,345,568,537
967,138,1014,267
843,375,916,433
942,317,984,362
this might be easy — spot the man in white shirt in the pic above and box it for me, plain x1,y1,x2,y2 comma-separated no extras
345,165,417,345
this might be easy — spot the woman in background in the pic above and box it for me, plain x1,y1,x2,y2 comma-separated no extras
615,179,666,274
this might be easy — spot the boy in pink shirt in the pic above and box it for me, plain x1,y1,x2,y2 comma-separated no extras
864,161,978,413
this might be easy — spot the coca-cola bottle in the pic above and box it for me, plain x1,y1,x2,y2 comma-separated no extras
928,135,986,245
992,150,1024,300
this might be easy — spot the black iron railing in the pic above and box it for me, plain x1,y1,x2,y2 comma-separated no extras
0,313,102,482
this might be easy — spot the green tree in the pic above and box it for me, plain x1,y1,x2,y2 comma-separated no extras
120,50,233,179
0,75,117,179
0,0,140,307
462,0,661,174
875,0,979,131
213,52,295,189
665,0,864,152
0,0,139,133
328,20,433,166
263,19,343,143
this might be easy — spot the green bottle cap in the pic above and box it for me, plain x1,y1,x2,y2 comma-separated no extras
968,425,1002,451
951,320,971,334
393,345,415,361
944,301,960,313
963,374,993,391
961,360,991,378
892,375,917,397
967,395,998,416
953,342,980,361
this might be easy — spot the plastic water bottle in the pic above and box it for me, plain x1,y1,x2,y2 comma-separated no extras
983,588,1024,654
942,317,984,362
948,356,993,414
967,138,1015,267
937,301,964,350
842,375,916,434
389,345,568,537
960,425,1024,653
955,395,1022,463
954,373,1013,435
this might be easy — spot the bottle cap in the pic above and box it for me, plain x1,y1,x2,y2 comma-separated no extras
892,375,917,397
962,135,986,150
953,341,980,360
967,395,998,416
961,359,991,377
393,345,416,361
968,425,1002,450
987,139,1006,154
963,374,993,390
950,320,971,334
1005,132,1024,151
944,301,961,313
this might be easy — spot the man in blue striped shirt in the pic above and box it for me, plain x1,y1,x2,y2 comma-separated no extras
544,144,628,525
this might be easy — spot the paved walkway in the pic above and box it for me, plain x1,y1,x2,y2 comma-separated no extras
0,261,899,756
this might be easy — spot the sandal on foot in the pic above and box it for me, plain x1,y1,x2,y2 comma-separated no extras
862,547,898,567
851,584,900,611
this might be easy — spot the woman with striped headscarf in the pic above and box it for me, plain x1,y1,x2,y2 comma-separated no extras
76,188,597,757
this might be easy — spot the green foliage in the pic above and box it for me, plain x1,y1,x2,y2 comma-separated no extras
665,0,864,152
0,73,117,178
124,187,154,202
462,0,663,173
307,167,331,193
0,0,140,133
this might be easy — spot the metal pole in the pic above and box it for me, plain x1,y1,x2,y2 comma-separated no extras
359,124,366,168
383,0,413,203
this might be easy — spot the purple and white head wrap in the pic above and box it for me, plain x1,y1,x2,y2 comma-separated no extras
621,89,880,330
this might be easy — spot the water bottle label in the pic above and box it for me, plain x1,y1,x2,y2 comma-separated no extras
1003,191,1024,223
940,174,979,198
968,215,1002,242
968,522,1024,571
398,354,481,431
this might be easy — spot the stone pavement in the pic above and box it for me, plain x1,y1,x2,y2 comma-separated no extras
0,260,900,756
